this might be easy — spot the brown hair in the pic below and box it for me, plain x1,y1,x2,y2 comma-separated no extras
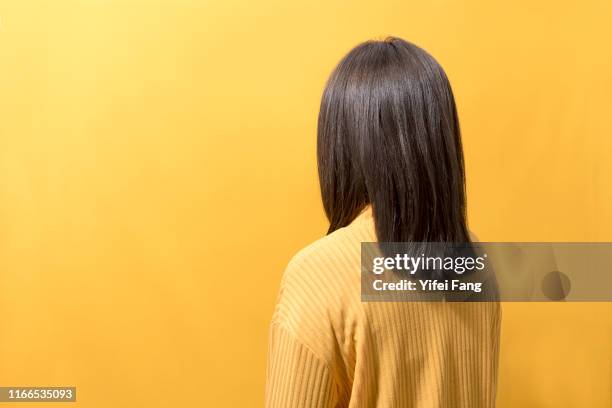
317,37,469,243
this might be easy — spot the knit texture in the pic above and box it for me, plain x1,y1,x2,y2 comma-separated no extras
266,207,500,407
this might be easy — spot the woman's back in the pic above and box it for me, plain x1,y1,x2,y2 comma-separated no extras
266,208,500,407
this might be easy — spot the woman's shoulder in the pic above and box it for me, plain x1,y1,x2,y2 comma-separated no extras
286,217,375,282
271,223,368,364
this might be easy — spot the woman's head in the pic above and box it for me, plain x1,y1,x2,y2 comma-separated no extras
317,37,469,243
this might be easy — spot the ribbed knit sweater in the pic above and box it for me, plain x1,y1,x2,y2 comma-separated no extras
266,207,500,407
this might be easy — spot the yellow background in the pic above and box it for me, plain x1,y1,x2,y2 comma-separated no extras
1,1,611,407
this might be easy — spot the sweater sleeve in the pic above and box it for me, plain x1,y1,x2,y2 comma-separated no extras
265,320,336,408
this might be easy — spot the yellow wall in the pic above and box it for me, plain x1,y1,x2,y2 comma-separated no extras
0,1,611,406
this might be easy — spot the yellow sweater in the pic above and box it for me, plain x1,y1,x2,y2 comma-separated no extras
266,207,500,407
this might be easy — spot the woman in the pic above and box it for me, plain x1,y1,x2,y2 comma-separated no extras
266,37,500,408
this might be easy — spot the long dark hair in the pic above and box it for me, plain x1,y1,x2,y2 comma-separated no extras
317,37,469,243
